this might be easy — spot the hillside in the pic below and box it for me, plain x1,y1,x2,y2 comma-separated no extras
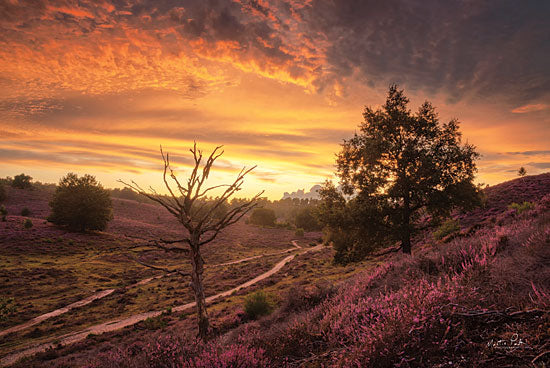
1,174,550,367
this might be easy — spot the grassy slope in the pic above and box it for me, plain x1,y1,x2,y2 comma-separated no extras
70,173,550,368
1,186,374,365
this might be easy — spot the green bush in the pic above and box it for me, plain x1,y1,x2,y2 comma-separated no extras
244,291,274,320
433,218,460,241
48,173,113,232
12,173,32,189
0,297,16,321
0,205,7,222
21,207,31,216
23,218,33,229
0,184,6,202
249,208,276,227
508,201,535,214
142,315,168,330
295,228,305,237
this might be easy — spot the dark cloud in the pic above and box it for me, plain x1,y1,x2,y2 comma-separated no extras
298,0,550,105
528,162,550,169
506,150,550,156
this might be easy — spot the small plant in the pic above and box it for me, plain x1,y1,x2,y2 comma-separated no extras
295,228,305,237
0,205,7,221
508,201,535,214
244,290,274,320
142,315,168,330
518,166,527,177
23,218,33,229
433,218,460,241
21,207,31,216
0,297,16,321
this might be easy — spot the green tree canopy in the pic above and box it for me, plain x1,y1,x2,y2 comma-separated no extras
319,85,482,261
12,173,32,189
249,207,276,226
49,173,113,232
294,207,321,231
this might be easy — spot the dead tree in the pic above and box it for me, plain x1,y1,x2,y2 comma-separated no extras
120,143,263,338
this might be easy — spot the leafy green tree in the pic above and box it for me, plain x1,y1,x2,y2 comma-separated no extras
320,85,481,259
249,207,276,226
12,173,32,189
49,173,113,232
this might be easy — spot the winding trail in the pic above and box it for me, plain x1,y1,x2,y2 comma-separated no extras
0,242,299,340
0,241,321,367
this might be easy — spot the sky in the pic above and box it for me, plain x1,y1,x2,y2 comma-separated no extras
1,0,549,199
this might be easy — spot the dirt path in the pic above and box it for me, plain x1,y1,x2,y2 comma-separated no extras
0,241,321,367
0,243,300,340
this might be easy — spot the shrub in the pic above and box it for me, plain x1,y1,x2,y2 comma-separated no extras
23,218,33,229
142,315,168,330
12,173,32,189
249,208,276,227
21,207,31,216
294,207,321,231
0,205,7,222
433,218,460,240
280,281,336,314
0,297,16,321
295,228,304,237
508,201,535,214
0,184,6,202
48,173,113,232
244,291,274,320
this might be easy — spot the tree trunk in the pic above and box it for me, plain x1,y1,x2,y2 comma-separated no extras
402,188,412,255
401,231,411,254
189,238,209,338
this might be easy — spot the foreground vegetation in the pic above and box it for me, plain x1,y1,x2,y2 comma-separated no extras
82,190,550,367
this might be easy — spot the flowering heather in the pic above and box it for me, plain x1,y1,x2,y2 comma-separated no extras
83,189,550,367
85,336,269,368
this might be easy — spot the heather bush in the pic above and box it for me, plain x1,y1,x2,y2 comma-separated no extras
86,335,269,368
249,208,276,227
280,280,336,314
294,228,304,237
49,173,113,232
23,218,33,229
20,207,31,216
433,218,460,240
244,291,274,320
12,173,32,189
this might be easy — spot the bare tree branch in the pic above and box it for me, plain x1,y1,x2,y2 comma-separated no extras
119,143,262,339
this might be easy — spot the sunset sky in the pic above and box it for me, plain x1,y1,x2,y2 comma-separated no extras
1,0,549,199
